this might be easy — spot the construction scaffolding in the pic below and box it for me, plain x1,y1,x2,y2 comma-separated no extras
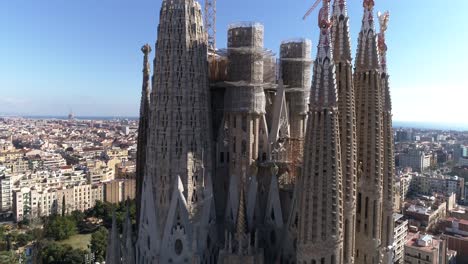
280,39,313,141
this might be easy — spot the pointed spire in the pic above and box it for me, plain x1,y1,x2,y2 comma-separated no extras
106,211,121,264
297,1,343,261
316,0,333,61
311,0,338,109
122,202,135,264
236,183,247,240
356,0,380,70
332,0,352,62
136,166,160,261
140,43,151,115
269,79,290,145
362,0,376,31
333,0,348,17
136,44,152,231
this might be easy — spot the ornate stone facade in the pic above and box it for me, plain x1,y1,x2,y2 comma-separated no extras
296,1,344,263
354,0,386,263
332,1,357,263
116,0,398,263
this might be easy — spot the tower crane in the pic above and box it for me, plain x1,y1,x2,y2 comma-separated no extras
302,0,323,21
204,0,216,51
303,0,332,29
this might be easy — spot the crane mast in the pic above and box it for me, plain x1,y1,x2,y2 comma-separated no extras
303,0,323,20
204,0,216,51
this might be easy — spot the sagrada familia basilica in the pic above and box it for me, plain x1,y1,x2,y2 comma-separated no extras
106,0,396,263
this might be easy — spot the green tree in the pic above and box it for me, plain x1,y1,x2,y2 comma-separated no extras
44,216,77,241
70,210,85,223
61,196,66,217
38,242,87,264
27,228,43,241
16,233,33,247
90,227,108,262
0,251,18,264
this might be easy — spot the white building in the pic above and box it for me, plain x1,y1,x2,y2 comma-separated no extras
393,213,408,264
399,149,431,172
12,184,104,222
0,171,13,212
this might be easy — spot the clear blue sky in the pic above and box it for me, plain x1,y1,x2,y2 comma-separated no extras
1,0,467,124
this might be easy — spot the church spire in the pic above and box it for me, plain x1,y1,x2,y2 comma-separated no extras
332,0,352,62
297,0,344,262
122,203,135,264
378,11,396,263
105,211,121,264
135,44,151,231
236,186,247,241
354,0,386,263
310,0,337,109
355,0,380,70
332,0,357,263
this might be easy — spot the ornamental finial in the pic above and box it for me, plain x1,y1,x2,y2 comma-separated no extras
363,0,374,9
141,43,152,55
378,11,390,72
378,11,390,35
318,0,332,29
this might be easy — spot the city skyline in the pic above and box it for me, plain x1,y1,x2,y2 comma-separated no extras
1,0,468,125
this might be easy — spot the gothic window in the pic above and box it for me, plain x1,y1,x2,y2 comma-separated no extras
241,115,247,132
241,140,247,156
357,192,362,214
364,196,369,219
270,230,276,245
219,152,224,163
372,201,377,238
232,137,236,153
174,239,183,255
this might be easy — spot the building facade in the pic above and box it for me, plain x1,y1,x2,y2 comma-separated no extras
124,0,397,263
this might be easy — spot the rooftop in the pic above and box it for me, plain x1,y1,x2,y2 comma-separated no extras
405,232,440,252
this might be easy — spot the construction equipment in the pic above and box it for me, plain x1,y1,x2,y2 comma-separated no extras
204,0,216,51
303,0,332,29
302,0,322,20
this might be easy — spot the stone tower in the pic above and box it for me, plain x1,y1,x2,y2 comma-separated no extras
331,0,357,263
279,39,312,178
135,44,151,230
138,0,217,262
221,23,268,231
378,11,395,263
354,0,385,263
296,1,344,263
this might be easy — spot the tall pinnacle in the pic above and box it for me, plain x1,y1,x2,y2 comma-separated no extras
355,0,380,71
332,0,357,263
135,44,151,231
106,211,121,264
310,0,337,109
354,0,385,263
139,0,215,261
297,1,344,262
332,0,352,62
378,11,395,262
236,186,247,240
